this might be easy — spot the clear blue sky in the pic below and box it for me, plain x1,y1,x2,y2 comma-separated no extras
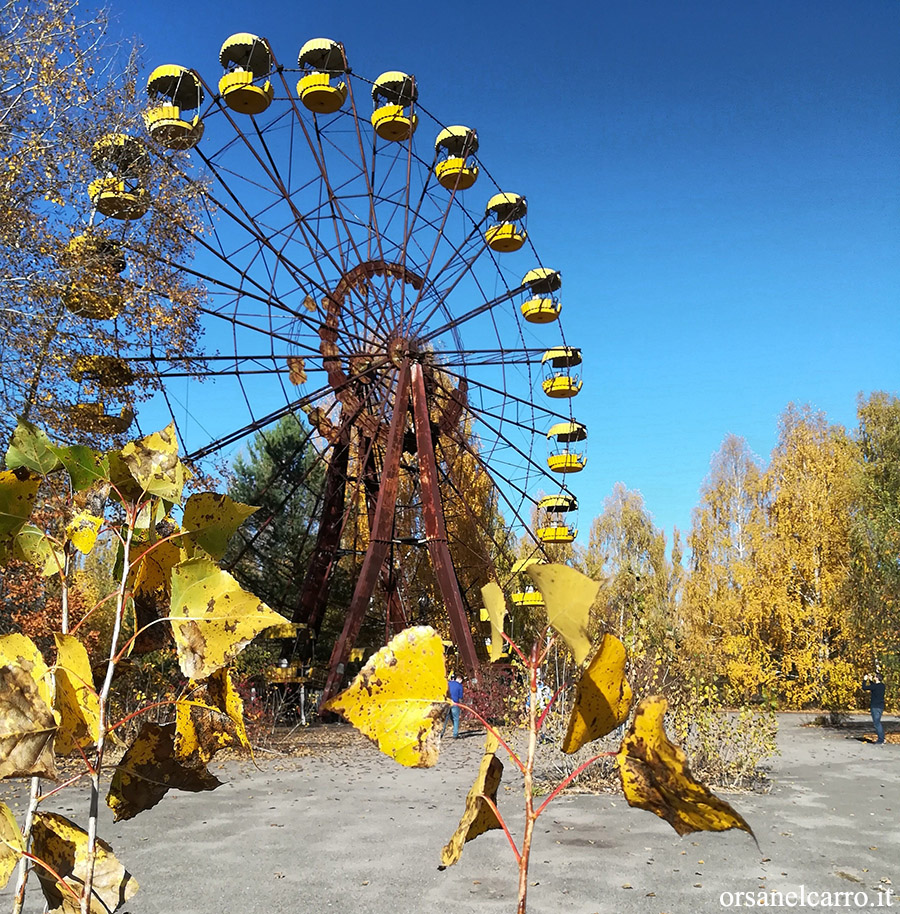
112,0,900,545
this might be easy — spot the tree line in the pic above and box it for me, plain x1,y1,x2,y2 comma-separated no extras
575,393,899,710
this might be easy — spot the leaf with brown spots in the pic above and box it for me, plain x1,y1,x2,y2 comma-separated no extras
0,801,25,888
182,492,258,561
65,511,103,555
616,696,754,838
175,668,249,764
526,563,597,665
31,812,137,913
118,424,186,503
5,420,60,475
106,722,220,821
48,444,110,493
323,627,448,767
481,582,508,663
562,634,632,753
168,557,290,679
0,468,40,547
0,634,57,780
441,732,503,865
53,635,100,756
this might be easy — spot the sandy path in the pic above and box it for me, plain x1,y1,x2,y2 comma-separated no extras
1,714,896,914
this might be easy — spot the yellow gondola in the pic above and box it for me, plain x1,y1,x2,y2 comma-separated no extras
69,403,134,435
60,232,126,319
541,346,582,398
297,39,348,114
547,421,587,474
88,134,150,220
521,268,562,323
535,493,577,543
371,71,418,141
511,590,544,608
145,65,205,150
434,126,479,190
68,355,135,388
485,192,527,252
219,33,274,115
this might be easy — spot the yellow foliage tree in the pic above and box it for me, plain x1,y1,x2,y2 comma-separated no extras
0,0,205,447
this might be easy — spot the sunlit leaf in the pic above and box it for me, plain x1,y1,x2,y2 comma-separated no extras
0,801,25,889
0,666,57,780
119,423,186,502
5,420,60,475
323,626,448,767
53,635,100,756
47,444,109,492
562,634,632,753
526,563,597,665
107,722,220,821
31,812,137,913
129,534,182,594
481,582,508,663
616,695,755,838
441,731,503,865
0,633,53,708
12,524,63,576
182,492,258,561
175,668,249,764
0,469,41,544
169,557,290,680
65,511,103,555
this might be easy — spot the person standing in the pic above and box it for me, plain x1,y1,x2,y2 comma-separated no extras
863,673,886,745
443,673,464,738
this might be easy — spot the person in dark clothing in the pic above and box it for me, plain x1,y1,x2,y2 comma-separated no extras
863,673,886,745
442,674,464,738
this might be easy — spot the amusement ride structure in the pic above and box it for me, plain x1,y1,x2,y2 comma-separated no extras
63,34,589,701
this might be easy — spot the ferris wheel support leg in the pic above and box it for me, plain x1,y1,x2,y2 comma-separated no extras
361,438,409,641
410,362,482,685
291,420,352,644
320,365,412,707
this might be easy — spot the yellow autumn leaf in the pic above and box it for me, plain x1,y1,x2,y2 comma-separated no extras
129,535,183,595
118,423,186,503
107,722,221,822
323,626,448,768
0,633,53,710
31,812,137,913
53,634,100,756
0,645,58,778
175,668,249,764
481,582,508,663
525,563,597,665
181,492,258,560
441,731,503,865
65,511,103,554
616,696,755,838
562,634,632,753
168,557,290,679
0,801,25,889
0,469,41,544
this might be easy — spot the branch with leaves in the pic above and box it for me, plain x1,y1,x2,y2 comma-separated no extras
323,563,755,914
0,418,289,913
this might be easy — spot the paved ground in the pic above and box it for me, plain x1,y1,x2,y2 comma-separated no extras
1,714,897,914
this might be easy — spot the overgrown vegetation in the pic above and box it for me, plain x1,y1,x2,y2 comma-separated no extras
324,564,757,914
0,420,289,913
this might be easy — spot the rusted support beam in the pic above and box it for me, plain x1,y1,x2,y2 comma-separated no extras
320,364,411,705
292,419,352,645
410,361,481,683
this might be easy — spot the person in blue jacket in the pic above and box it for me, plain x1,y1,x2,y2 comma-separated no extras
863,673,886,745
443,673,464,738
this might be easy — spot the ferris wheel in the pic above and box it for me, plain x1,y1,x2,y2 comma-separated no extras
71,33,589,698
